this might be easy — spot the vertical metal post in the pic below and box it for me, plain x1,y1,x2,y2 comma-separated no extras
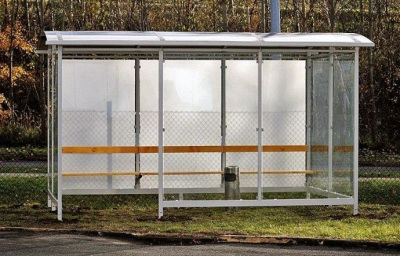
134,58,141,189
257,51,263,201
328,47,334,195
57,46,63,221
353,47,359,215
51,45,56,211
107,101,113,189
47,47,51,208
221,58,227,187
158,51,164,218
306,51,312,199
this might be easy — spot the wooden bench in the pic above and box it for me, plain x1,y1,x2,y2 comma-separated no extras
61,145,352,177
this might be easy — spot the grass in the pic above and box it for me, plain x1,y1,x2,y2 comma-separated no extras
0,203,399,243
1,176,400,243
0,167,47,174
0,177,48,205
0,146,47,161
359,179,400,205
360,171,400,178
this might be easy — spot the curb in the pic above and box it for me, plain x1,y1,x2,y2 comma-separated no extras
1,227,400,251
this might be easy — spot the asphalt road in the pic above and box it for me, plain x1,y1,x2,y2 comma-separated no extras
0,231,399,256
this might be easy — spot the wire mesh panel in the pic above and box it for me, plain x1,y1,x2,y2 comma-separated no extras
262,60,306,195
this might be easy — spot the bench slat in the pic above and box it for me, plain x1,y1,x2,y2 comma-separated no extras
62,170,315,177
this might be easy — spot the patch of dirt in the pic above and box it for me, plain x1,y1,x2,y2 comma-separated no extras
136,215,193,222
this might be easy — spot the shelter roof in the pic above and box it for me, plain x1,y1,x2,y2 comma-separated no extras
44,31,374,48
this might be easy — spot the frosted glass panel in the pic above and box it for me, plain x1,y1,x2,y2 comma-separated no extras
62,60,135,111
164,60,220,111
163,60,221,189
263,60,306,189
226,60,258,189
62,60,136,190
141,60,158,111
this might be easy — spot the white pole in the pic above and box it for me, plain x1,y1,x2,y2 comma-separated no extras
328,47,334,195
47,47,51,208
306,51,312,199
257,51,263,200
221,58,226,187
353,47,359,215
158,50,164,218
57,46,63,221
51,45,56,211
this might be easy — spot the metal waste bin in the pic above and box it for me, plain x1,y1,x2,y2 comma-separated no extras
225,166,240,200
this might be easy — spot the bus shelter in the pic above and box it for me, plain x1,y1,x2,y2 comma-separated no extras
44,31,374,220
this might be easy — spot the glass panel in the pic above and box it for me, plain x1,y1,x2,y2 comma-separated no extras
61,60,136,190
263,59,306,198
163,60,221,196
140,60,159,189
333,55,354,196
309,58,330,193
226,59,258,199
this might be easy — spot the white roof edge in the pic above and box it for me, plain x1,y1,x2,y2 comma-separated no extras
44,31,374,48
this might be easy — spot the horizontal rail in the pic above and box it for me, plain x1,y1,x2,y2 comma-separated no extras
62,170,314,177
62,145,311,154
311,145,354,152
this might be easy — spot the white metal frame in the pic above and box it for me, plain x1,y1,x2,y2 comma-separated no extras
158,50,165,218
328,47,334,195
353,47,360,215
57,46,63,221
257,50,263,200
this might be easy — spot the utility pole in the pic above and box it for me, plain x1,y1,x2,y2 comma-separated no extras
262,0,265,33
270,0,280,33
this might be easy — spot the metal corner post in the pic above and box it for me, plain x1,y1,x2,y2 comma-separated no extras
158,50,164,218
353,47,360,215
47,46,51,208
135,58,141,189
221,57,227,187
306,51,312,198
328,47,334,195
57,45,63,221
257,51,263,200
51,45,56,211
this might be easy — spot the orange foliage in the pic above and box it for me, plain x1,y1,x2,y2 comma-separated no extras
0,22,36,88
0,22,35,56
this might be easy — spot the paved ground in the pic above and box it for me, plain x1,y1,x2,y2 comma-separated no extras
0,231,399,256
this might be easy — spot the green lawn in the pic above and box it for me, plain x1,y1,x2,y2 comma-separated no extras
0,146,47,161
0,203,399,243
1,176,400,243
